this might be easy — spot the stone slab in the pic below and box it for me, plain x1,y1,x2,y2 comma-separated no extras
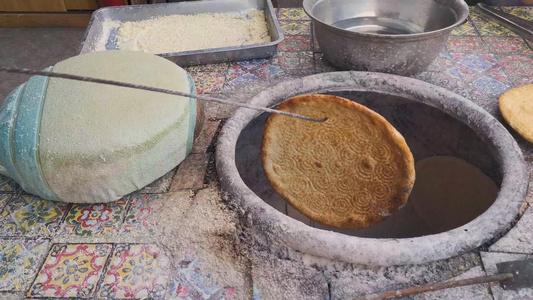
155,186,253,300
251,250,328,300
191,120,221,154
481,251,533,300
411,267,492,300
305,251,483,300
490,207,533,253
170,153,210,191
0,239,50,292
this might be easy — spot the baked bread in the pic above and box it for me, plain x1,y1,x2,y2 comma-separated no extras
499,84,533,144
262,94,415,229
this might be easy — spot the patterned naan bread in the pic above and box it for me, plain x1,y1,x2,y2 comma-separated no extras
262,94,415,229
499,84,533,144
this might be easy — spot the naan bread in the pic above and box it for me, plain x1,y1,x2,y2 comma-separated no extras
262,94,415,229
499,84,533,144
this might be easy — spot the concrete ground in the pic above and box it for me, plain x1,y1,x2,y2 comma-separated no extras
0,28,86,105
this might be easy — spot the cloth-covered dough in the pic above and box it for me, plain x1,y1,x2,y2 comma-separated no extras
0,50,197,203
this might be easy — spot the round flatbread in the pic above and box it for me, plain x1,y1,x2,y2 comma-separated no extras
499,84,533,144
262,94,415,229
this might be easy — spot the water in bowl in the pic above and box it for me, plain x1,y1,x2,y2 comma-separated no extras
332,16,425,34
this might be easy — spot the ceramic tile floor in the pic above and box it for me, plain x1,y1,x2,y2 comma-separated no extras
1,6,533,300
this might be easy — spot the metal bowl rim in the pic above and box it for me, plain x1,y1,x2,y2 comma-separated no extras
302,0,469,39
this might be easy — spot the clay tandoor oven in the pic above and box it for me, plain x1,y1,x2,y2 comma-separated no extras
216,72,528,266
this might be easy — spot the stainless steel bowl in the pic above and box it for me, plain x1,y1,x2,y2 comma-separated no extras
303,0,469,75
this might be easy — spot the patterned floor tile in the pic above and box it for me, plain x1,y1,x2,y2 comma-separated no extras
233,59,271,71
268,64,285,79
500,6,533,21
224,59,270,92
169,251,235,300
0,194,10,212
451,20,478,36
453,53,512,88
456,53,497,73
508,73,533,87
497,54,533,83
484,37,533,55
279,20,311,36
457,56,514,116
466,83,510,116
424,52,489,81
57,198,129,237
424,52,459,73
224,74,267,93
0,175,21,193
277,8,310,21
192,72,226,94
271,51,314,77
470,9,520,37
185,63,229,74
98,244,169,299
278,35,312,52
460,59,512,113
0,239,49,291
226,69,268,85
446,36,489,53
119,194,165,237
0,195,69,237
470,75,511,96
253,285,262,300
475,21,519,37
28,244,112,298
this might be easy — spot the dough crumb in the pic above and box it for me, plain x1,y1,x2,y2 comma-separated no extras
115,11,271,54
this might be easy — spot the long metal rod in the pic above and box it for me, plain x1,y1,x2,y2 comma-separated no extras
351,273,514,300
0,67,327,123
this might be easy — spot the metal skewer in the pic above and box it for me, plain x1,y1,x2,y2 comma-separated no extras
0,67,327,123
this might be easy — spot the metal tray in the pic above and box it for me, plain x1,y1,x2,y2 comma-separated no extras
78,0,284,66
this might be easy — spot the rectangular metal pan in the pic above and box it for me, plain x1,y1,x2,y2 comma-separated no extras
79,0,284,66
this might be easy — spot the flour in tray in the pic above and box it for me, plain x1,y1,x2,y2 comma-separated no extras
113,10,271,54
90,20,122,52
